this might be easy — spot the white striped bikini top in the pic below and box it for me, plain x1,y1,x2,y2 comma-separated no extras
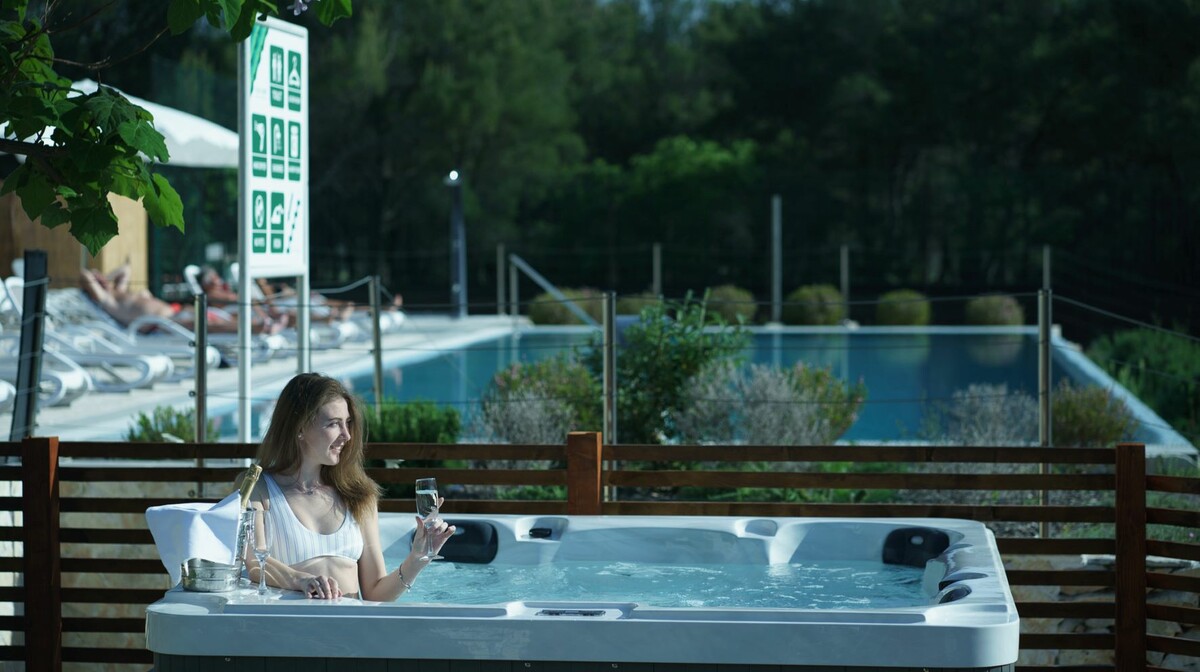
263,472,364,566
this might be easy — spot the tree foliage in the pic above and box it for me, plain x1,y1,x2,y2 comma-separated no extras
0,0,351,254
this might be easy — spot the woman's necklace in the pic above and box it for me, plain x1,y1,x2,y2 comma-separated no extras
283,478,325,496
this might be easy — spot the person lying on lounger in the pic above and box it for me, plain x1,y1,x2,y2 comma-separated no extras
80,267,287,335
196,266,396,324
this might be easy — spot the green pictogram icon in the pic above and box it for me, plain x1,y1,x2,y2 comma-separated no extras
270,46,284,108
270,118,285,157
270,192,285,231
287,51,302,111
288,121,301,181
271,117,286,178
251,115,267,177
253,191,267,230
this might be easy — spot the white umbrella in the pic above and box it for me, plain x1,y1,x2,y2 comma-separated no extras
1,79,238,169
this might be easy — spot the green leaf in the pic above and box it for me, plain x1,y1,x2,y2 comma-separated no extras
69,141,121,173
215,0,245,29
229,0,274,41
143,173,185,232
1,1,30,17
315,0,352,25
106,169,147,202
39,202,70,229
70,205,121,256
15,168,56,220
167,0,205,35
117,119,170,163
0,164,28,196
83,90,121,130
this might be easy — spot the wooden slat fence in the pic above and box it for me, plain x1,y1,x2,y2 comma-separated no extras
0,434,1196,671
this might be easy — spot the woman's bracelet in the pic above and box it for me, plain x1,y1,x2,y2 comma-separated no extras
397,565,413,591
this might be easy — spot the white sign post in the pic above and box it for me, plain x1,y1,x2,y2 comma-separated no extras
238,16,310,441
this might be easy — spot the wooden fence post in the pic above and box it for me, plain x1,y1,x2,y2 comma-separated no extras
566,432,602,515
22,436,61,672
1114,442,1146,672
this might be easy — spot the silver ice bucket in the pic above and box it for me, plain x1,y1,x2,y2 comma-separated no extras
180,557,240,592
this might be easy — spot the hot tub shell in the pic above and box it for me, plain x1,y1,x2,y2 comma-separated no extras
146,515,1019,671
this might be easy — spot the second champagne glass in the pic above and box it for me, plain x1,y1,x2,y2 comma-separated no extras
254,510,271,595
415,477,444,561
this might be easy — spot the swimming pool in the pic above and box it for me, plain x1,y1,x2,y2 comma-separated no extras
209,324,1188,449
336,325,1183,445
145,515,1019,670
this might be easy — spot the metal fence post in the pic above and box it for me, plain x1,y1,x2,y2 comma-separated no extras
652,242,662,298
1114,442,1147,671
771,195,782,324
509,261,519,325
370,275,384,416
602,292,618,502
9,250,48,441
497,244,506,316
1038,289,1052,536
22,435,62,672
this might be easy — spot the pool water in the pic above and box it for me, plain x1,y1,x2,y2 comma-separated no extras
388,558,927,609
354,328,1042,441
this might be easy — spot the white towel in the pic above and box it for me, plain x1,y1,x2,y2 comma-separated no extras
145,492,242,585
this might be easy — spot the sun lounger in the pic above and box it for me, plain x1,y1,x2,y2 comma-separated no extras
0,335,93,407
0,379,14,413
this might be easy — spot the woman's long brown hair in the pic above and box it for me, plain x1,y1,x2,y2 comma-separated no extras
254,373,380,524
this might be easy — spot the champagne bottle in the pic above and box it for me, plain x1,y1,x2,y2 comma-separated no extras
239,465,263,510
232,465,263,570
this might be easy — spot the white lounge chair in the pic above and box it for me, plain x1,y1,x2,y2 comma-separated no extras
0,334,94,407
0,379,14,413
2,279,179,391
43,330,174,393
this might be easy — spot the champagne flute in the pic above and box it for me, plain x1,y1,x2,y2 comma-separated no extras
254,510,271,595
415,477,444,561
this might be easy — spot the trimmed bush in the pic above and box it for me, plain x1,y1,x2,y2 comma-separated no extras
125,406,217,442
676,362,866,445
583,294,749,444
476,355,600,444
364,400,460,443
527,288,604,325
965,294,1025,326
616,292,662,316
1087,328,1199,445
875,289,931,326
924,383,1038,445
705,285,756,324
782,284,844,325
1052,380,1136,448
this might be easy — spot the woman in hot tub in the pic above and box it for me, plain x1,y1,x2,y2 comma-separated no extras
238,372,455,599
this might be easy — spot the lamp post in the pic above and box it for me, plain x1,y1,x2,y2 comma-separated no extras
445,169,467,318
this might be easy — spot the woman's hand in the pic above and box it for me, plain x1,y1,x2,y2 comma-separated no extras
413,514,456,560
301,574,342,600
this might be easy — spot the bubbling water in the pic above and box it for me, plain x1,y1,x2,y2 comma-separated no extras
387,558,926,609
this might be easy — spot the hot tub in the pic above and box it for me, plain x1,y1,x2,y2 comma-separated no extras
146,515,1019,671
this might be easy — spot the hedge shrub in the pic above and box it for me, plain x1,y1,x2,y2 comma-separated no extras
527,288,604,325
125,406,217,442
965,294,1025,326
1087,328,1199,445
781,284,844,325
876,289,931,326
1052,380,1136,448
705,284,756,324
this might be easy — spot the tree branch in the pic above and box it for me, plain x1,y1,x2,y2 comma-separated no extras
0,137,69,160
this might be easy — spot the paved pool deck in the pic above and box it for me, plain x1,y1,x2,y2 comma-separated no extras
2,313,528,442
